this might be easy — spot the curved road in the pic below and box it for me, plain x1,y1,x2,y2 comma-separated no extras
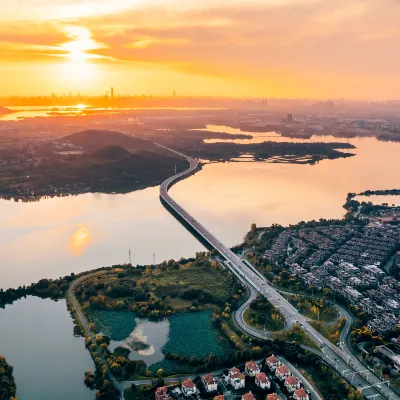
158,144,399,400
68,273,121,389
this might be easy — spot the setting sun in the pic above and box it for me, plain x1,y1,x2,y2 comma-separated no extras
60,26,104,62
1,0,400,98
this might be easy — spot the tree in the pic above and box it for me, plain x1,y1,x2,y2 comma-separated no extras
84,370,96,389
100,343,108,352
157,368,164,378
110,363,122,376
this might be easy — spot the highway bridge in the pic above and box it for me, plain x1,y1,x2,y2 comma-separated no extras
158,143,399,400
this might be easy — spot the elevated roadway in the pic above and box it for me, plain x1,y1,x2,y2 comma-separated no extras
158,143,399,400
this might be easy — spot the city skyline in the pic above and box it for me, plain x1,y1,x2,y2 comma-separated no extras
2,0,400,99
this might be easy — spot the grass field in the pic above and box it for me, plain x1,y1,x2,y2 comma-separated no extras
141,263,234,309
76,260,236,314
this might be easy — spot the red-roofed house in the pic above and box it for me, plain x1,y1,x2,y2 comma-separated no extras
229,367,246,390
284,376,301,392
266,355,280,371
255,373,271,390
245,361,260,376
214,396,224,400
182,379,196,396
293,388,309,400
202,374,218,392
155,386,172,400
267,394,282,400
275,365,291,381
242,392,255,400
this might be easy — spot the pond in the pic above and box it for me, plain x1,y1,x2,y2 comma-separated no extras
109,318,170,366
88,310,231,373
0,297,94,400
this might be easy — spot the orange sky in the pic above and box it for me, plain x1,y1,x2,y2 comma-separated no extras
1,0,400,99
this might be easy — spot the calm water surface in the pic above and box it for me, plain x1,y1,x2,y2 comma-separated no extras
109,318,170,365
0,297,94,400
1,129,400,289
0,106,226,121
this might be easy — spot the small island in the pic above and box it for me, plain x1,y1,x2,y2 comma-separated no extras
181,140,356,164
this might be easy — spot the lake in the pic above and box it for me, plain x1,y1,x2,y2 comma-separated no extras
1,128,400,290
0,297,94,400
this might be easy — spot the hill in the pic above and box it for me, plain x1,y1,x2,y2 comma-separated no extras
0,141,188,198
92,145,132,161
62,130,156,151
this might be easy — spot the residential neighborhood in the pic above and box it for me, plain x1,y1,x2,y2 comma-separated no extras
148,356,312,400
263,222,400,337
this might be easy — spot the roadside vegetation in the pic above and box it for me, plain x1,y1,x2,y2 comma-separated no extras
273,325,319,350
301,364,363,400
310,318,346,345
284,294,338,322
243,295,285,332
123,385,151,400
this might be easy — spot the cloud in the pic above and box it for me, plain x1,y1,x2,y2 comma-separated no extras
2,0,400,97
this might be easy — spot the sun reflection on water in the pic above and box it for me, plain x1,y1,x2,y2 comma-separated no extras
69,225,90,256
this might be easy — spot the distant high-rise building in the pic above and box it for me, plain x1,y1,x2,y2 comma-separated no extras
287,114,293,123
111,87,115,98
173,91,176,97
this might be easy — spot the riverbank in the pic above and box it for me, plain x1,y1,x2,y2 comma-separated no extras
0,356,16,400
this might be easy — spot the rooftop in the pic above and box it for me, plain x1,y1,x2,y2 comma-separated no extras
182,379,195,389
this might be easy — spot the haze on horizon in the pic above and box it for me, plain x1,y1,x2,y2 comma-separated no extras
1,0,400,100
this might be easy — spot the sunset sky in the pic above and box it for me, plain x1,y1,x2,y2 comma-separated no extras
1,0,400,98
